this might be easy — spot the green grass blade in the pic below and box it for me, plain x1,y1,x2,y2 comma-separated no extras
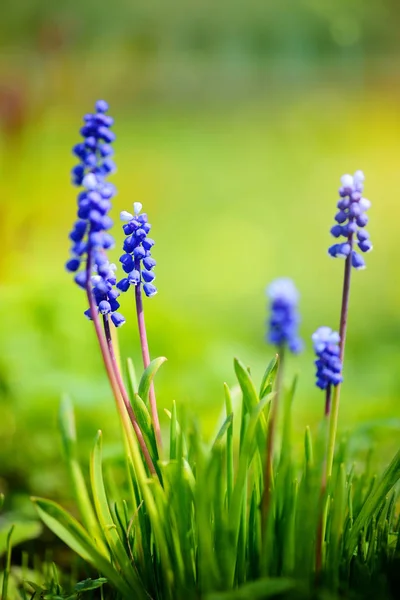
90,431,145,594
170,400,177,460
1,525,14,600
126,357,138,397
59,397,107,554
344,448,400,560
32,497,131,598
259,355,279,399
224,383,234,509
137,356,167,407
132,393,159,462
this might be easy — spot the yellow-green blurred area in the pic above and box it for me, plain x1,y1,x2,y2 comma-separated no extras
1,0,400,508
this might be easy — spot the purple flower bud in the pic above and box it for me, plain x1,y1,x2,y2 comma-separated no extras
351,251,366,270
98,300,111,314
133,246,146,260
66,258,80,272
349,203,361,218
142,237,155,251
335,211,347,224
330,225,343,238
84,308,93,320
111,312,125,327
337,198,350,210
117,278,130,292
95,100,109,113
358,240,373,253
128,270,141,285
143,256,156,270
98,126,116,143
99,144,114,157
74,271,87,288
357,229,369,242
143,283,157,297
142,269,155,283
356,213,368,228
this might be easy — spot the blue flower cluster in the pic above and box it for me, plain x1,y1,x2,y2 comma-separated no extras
267,278,303,353
65,100,125,327
328,171,372,270
117,203,157,298
312,327,342,390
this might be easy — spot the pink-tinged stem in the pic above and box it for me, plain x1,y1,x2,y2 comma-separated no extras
134,267,163,453
85,256,155,474
102,315,157,471
262,346,284,530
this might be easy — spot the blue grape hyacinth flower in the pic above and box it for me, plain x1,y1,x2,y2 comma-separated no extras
328,170,372,270
117,202,157,298
312,327,343,390
65,100,125,327
266,278,303,354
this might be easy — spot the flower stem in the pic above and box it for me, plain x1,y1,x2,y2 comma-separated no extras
102,315,157,471
326,245,353,478
315,385,332,574
134,263,163,454
262,346,284,528
85,255,156,474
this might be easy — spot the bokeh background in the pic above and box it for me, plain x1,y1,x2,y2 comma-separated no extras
1,0,400,528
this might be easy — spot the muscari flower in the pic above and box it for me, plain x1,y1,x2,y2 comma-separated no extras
65,100,125,327
266,278,303,353
312,327,342,390
328,170,372,270
116,202,157,299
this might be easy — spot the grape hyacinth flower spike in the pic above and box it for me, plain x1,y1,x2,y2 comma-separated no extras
325,170,372,479
263,278,303,523
267,278,303,354
65,101,155,474
65,99,125,328
328,170,373,271
312,326,343,415
117,202,162,452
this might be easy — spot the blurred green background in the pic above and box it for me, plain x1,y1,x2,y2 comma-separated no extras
1,0,400,515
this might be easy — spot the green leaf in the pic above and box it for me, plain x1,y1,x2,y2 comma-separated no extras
59,397,107,554
234,358,268,457
211,413,233,450
90,431,145,594
344,448,400,560
74,577,107,592
131,393,159,462
32,497,131,598
126,357,139,397
170,400,177,460
224,383,234,509
259,355,279,399
1,524,13,600
138,356,167,407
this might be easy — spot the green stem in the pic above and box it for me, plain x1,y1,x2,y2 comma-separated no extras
326,248,352,478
